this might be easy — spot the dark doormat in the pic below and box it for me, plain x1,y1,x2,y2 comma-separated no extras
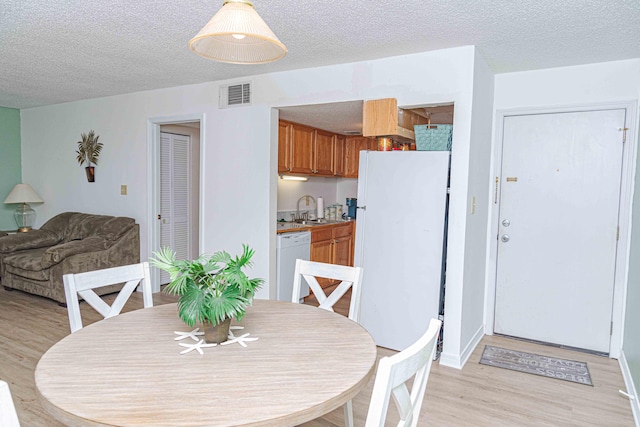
479,345,593,386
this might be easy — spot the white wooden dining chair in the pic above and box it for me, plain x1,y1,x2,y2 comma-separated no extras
291,258,364,427
365,318,442,427
0,380,20,427
63,262,153,333
291,259,363,322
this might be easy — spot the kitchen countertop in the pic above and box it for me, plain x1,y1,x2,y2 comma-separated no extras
277,219,355,234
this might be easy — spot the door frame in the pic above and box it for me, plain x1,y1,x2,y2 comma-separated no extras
484,101,637,358
147,113,206,293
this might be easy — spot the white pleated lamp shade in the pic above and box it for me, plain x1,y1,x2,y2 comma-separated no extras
189,0,287,64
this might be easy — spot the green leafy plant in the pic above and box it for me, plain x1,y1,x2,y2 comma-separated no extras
150,244,264,327
75,130,103,167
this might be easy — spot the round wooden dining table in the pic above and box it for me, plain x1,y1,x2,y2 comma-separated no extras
35,299,377,426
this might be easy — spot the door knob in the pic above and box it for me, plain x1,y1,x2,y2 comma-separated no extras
502,219,510,227
501,234,510,242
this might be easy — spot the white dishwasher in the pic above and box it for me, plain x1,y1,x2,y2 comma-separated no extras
276,231,311,302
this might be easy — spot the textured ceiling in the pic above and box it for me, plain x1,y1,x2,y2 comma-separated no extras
1,0,639,110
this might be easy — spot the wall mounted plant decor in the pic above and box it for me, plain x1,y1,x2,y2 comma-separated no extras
75,130,103,182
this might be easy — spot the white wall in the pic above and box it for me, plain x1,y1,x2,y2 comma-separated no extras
624,115,640,421
21,45,483,364
494,59,640,108
455,49,496,365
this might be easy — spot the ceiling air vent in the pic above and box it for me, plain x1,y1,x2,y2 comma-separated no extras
219,82,252,108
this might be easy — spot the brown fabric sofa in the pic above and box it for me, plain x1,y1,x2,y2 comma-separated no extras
0,212,140,304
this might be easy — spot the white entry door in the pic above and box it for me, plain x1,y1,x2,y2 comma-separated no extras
494,109,627,354
160,132,191,284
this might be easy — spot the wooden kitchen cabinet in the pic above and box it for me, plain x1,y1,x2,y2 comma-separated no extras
279,119,375,178
280,121,338,177
362,98,429,143
289,122,315,174
278,121,292,173
332,223,354,266
310,222,355,288
314,129,335,175
344,136,377,178
333,135,345,177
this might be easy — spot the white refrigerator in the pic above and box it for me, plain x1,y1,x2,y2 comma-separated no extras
354,151,449,351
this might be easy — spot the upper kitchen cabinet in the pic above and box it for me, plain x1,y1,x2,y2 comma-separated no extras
314,129,336,175
362,98,430,142
289,122,315,174
333,135,345,177
278,121,292,173
344,136,377,178
278,119,378,178
279,120,344,177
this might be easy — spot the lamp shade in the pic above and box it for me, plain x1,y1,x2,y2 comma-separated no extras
3,184,43,204
3,184,43,232
188,0,287,64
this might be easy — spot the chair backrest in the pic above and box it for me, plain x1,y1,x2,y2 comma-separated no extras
63,262,153,333
365,318,442,427
291,259,363,322
0,380,20,427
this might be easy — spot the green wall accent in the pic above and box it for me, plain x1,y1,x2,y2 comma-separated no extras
0,107,21,230
624,131,640,398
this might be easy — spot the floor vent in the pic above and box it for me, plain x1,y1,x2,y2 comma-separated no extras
219,82,251,108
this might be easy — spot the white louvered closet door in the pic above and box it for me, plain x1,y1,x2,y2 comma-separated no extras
160,132,191,284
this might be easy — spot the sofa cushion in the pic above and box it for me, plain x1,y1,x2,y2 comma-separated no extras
41,236,109,268
96,217,136,241
0,230,62,253
4,248,50,281
41,212,81,240
65,214,114,241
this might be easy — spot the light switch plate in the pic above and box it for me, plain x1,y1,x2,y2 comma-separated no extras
121,185,127,195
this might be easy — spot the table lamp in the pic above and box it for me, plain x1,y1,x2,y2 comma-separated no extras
3,184,44,232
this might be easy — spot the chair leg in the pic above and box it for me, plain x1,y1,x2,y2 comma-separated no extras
343,399,354,427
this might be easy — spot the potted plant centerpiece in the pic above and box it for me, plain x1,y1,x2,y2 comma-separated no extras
150,245,264,344
75,130,104,182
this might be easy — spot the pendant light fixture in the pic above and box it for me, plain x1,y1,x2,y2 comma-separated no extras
189,0,287,64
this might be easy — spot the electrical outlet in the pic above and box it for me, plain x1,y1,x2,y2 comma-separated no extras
121,185,127,196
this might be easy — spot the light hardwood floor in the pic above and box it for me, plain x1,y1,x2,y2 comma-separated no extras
0,287,635,426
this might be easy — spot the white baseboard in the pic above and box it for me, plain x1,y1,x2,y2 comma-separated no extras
619,350,640,427
439,326,484,369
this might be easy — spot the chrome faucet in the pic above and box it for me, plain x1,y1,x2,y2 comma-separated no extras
296,195,316,220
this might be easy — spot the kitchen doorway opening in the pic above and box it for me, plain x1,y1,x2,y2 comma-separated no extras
274,100,455,357
147,115,204,292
